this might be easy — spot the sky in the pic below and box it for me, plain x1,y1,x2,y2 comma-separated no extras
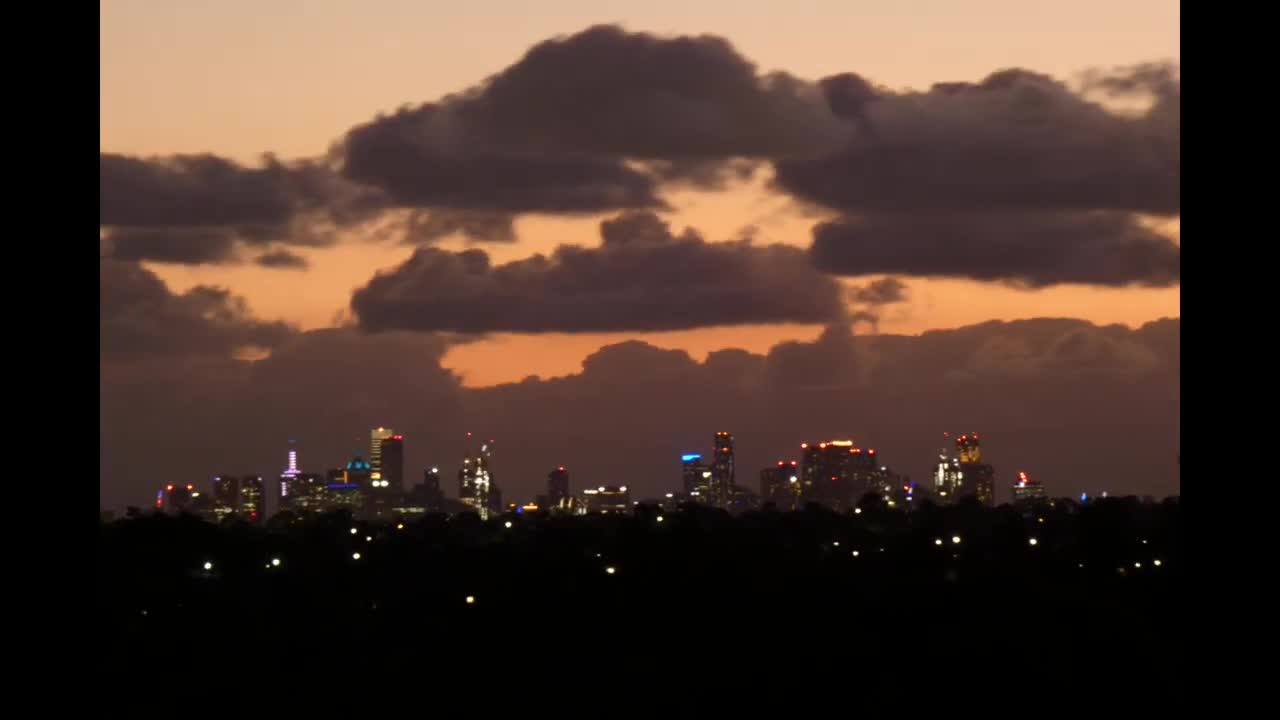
100,1,1179,511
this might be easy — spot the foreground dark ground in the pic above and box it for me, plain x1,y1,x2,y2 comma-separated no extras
100,497,1178,682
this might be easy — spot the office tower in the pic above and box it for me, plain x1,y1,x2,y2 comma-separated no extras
209,475,264,522
799,440,872,511
161,484,194,514
934,449,964,503
712,432,735,508
369,427,394,485
278,443,301,509
459,435,496,520
548,467,570,509
379,435,405,494
1011,471,1047,504
760,460,801,510
582,485,631,514
942,434,996,507
407,467,445,511
291,473,327,514
681,453,713,504
240,476,264,522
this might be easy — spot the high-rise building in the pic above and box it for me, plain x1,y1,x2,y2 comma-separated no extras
160,484,195,514
1011,471,1046,504
800,440,874,511
379,435,405,494
582,485,631,514
935,434,997,507
548,467,570,509
458,434,497,520
278,443,302,509
760,460,801,510
934,450,964,503
369,427,394,485
210,475,264,522
407,466,445,512
712,432,735,507
681,453,713,504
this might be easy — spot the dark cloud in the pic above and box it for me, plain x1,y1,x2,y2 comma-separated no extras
776,64,1179,216
105,227,240,265
101,314,1178,512
255,249,309,270
811,211,1180,287
335,25,847,213
100,259,296,360
404,209,517,244
100,152,386,265
850,277,908,305
351,211,845,333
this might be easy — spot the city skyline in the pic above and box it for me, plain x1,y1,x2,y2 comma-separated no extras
100,5,1179,512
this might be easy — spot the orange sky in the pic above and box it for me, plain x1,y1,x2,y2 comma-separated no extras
101,1,1180,386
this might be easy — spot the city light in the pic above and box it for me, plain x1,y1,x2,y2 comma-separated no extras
352,552,361,560
365,536,373,542
851,551,860,557
504,521,512,529
465,595,475,605
1028,538,1038,546
952,536,962,544
396,523,404,530
934,538,943,546
855,508,862,515
1154,559,1163,567
203,561,213,571
656,516,664,523
271,558,281,567
605,566,616,575
350,528,358,535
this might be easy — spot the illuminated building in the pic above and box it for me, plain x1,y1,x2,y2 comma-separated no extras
379,435,405,493
289,473,327,514
369,427,394,485
582,485,631,514
210,475,264,523
1011,471,1047,504
548,467,570,508
366,436,403,520
760,461,801,510
712,432,735,508
725,485,761,514
681,454,713,505
936,434,997,507
458,434,498,520
278,443,301,509
160,484,195,513
965,464,997,507
934,450,964,504
800,440,876,511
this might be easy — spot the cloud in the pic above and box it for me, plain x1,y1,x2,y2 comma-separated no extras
403,209,517,244
335,25,848,213
101,314,1178,512
100,259,296,360
775,64,1179,216
810,211,1180,287
255,249,309,270
100,152,386,265
350,211,845,333
850,277,908,305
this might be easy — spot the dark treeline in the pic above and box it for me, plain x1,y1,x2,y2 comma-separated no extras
101,497,1178,682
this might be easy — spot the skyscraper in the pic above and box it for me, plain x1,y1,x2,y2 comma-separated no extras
548,467,570,509
681,453,713,504
369,427,394,485
712,432,735,507
278,442,301,509
800,440,870,511
760,460,800,510
582,485,631,514
379,435,405,494
458,434,497,520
